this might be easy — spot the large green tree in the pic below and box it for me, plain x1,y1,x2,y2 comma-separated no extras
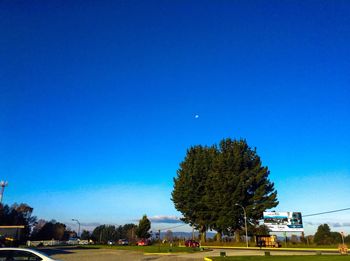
172,145,217,242
209,139,278,238
136,215,151,239
172,138,278,242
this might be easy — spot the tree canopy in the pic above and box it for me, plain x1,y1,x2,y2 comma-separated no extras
314,224,342,245
172,138,278,241
31,220,67,240
136,215,151,239
91,223,137,243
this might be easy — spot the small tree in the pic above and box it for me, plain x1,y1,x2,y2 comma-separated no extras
80,230,91,240
254,225,270,235
314,224,332,245
165,230,173,242
345,234,350,244
136,215,151,239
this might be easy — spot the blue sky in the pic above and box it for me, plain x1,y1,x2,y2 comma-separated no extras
1,0,349,235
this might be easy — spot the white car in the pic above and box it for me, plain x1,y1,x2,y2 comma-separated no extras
0,248,60,261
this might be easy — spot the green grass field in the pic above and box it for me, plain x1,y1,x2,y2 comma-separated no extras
81,244,202,253
211,256,350,261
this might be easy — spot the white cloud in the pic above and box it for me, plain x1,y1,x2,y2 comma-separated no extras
148,215,183,224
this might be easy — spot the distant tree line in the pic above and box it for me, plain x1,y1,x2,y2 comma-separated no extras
30,219,74,241
87,214,151,243
2,203,349,246
86,224,137,243
1,203,152,245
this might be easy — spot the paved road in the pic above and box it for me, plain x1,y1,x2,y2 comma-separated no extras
39,247,326,261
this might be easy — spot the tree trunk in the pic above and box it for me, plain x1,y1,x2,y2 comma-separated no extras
234,230,241,243
216,231,222,242
200,225,206,243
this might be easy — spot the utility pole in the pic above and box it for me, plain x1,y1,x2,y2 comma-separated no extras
0,181,8,204
72,219,81,238
340,232,345,245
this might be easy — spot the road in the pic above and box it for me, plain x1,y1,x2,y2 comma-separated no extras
39,247,324,261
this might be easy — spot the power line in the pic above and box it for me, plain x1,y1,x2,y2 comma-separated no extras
303,207,350,217
154,223,188,232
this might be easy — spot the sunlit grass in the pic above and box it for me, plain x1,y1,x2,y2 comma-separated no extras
211,256,350,261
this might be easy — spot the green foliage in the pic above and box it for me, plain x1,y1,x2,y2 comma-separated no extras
254,225,271,236
172,138,278,240
136,215,151,239
119,223,137,242
80,230,91,240
172,145,217,236
92,225,118,243
91,223,137,243
31,220,67,240
313,224,343,245
345,234,350,244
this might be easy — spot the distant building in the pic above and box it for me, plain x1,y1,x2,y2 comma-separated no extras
0,225,25,246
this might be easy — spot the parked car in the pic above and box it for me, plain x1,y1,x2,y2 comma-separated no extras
185,239,200,247
107,240,115,245
118,239,129,245
137,239,149,246
0,248,60,261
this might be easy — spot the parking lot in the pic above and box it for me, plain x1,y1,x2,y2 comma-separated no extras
39,246,320,261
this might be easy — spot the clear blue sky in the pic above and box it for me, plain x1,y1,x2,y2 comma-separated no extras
1,0,349,235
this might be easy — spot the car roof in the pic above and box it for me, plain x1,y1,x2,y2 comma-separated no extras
0,248,52,258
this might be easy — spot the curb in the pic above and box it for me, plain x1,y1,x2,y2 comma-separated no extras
204,258,213,261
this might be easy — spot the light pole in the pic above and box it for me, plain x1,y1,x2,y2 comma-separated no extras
72,219,81,238
0,181,8,204
235,203,248,248
340,232,345,245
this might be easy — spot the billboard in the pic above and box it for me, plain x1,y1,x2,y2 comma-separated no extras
263,212,304,232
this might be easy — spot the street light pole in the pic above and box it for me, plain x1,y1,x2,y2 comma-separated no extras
340,232,345,245
72,219,81,238
235,203,248,248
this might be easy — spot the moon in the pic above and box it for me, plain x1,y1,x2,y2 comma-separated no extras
194,114,200,119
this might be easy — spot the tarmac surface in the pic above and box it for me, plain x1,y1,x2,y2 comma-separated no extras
38,246,331,261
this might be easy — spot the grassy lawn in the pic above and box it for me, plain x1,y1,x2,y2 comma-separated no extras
211,256,350,261
80,244,203,253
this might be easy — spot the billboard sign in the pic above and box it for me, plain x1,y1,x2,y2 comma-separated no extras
263,212,304,232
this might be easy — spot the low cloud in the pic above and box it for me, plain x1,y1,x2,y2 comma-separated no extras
331,223,342,228
148,215,183,224
304,221,350,228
